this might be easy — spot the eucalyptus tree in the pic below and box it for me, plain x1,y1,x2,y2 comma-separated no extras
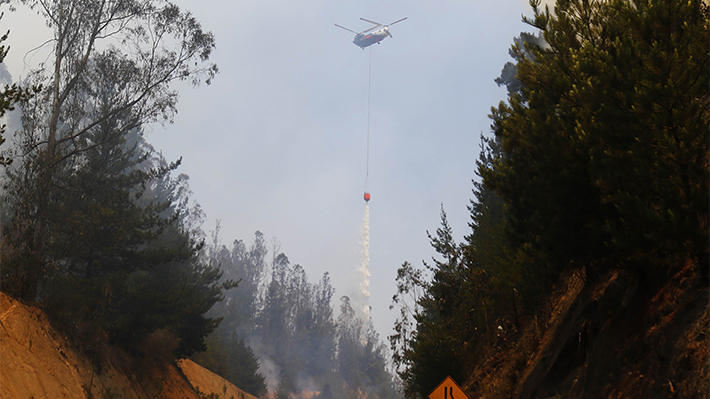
4,0,217,300
337,296,399,399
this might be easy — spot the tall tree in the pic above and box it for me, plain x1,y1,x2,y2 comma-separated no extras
390,209,493,398
191,328,267,397
309,272,337,380
255,252,292,370
1,29,228,353
482,0,709,282
194,229,268,397
209,229,268,338
338,296,399,399
10,116,230,356
6,0,217,300
390,3,710,392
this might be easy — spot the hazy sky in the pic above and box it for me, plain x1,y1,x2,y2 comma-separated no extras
2,0,550,343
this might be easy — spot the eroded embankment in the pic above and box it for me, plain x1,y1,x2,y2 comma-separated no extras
0,292,256,399
464,263,709,399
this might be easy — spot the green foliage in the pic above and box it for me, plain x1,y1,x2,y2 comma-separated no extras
2,0,217,302
389,261,425,397
191,331,232,379
484,0,709,280
208,229,268,339
0,0,226,362
391,208,497,398
116,254,229,357
223,335,266,397
393,0,709,397
15,127,232,357
193,332,267,397
2,96,228,359
193,230,268,397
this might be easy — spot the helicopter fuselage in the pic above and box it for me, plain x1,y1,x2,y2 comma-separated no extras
353,27,391,49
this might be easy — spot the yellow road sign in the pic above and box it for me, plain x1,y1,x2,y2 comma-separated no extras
428,376,468,399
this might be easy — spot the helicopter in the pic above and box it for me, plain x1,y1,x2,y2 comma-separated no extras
335,17,407,49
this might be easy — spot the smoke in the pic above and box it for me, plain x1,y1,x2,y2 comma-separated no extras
353,203,371,321
0,63,11,84
0,64,23,165
256,353,281,392
495,32,549,95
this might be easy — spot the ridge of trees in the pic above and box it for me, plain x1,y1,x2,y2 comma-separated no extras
390,0,708,397
194,228,401,399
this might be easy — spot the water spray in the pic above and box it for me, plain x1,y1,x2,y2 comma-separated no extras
357,202,371,320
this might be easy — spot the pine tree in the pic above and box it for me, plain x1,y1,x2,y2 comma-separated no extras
224,334,267,397
391,2,709,395
483,0,709,282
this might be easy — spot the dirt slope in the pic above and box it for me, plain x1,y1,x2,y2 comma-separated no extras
0,292,255,399
179,359,257,399
464,262,709,398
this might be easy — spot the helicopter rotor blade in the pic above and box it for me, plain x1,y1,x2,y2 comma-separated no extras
388,17,407,26
362,25,382,34
335,24,357,34
360,18,382,27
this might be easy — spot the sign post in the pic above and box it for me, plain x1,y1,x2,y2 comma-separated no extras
428,376,468,399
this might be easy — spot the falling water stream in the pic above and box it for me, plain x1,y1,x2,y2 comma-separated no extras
357,202,371,320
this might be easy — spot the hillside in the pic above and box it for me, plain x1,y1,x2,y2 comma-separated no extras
463,263,709,398
0,292,256,399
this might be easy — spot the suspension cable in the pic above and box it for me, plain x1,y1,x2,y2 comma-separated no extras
365,46,371,192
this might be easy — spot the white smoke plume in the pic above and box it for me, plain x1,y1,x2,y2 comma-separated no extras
256,355,281,393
